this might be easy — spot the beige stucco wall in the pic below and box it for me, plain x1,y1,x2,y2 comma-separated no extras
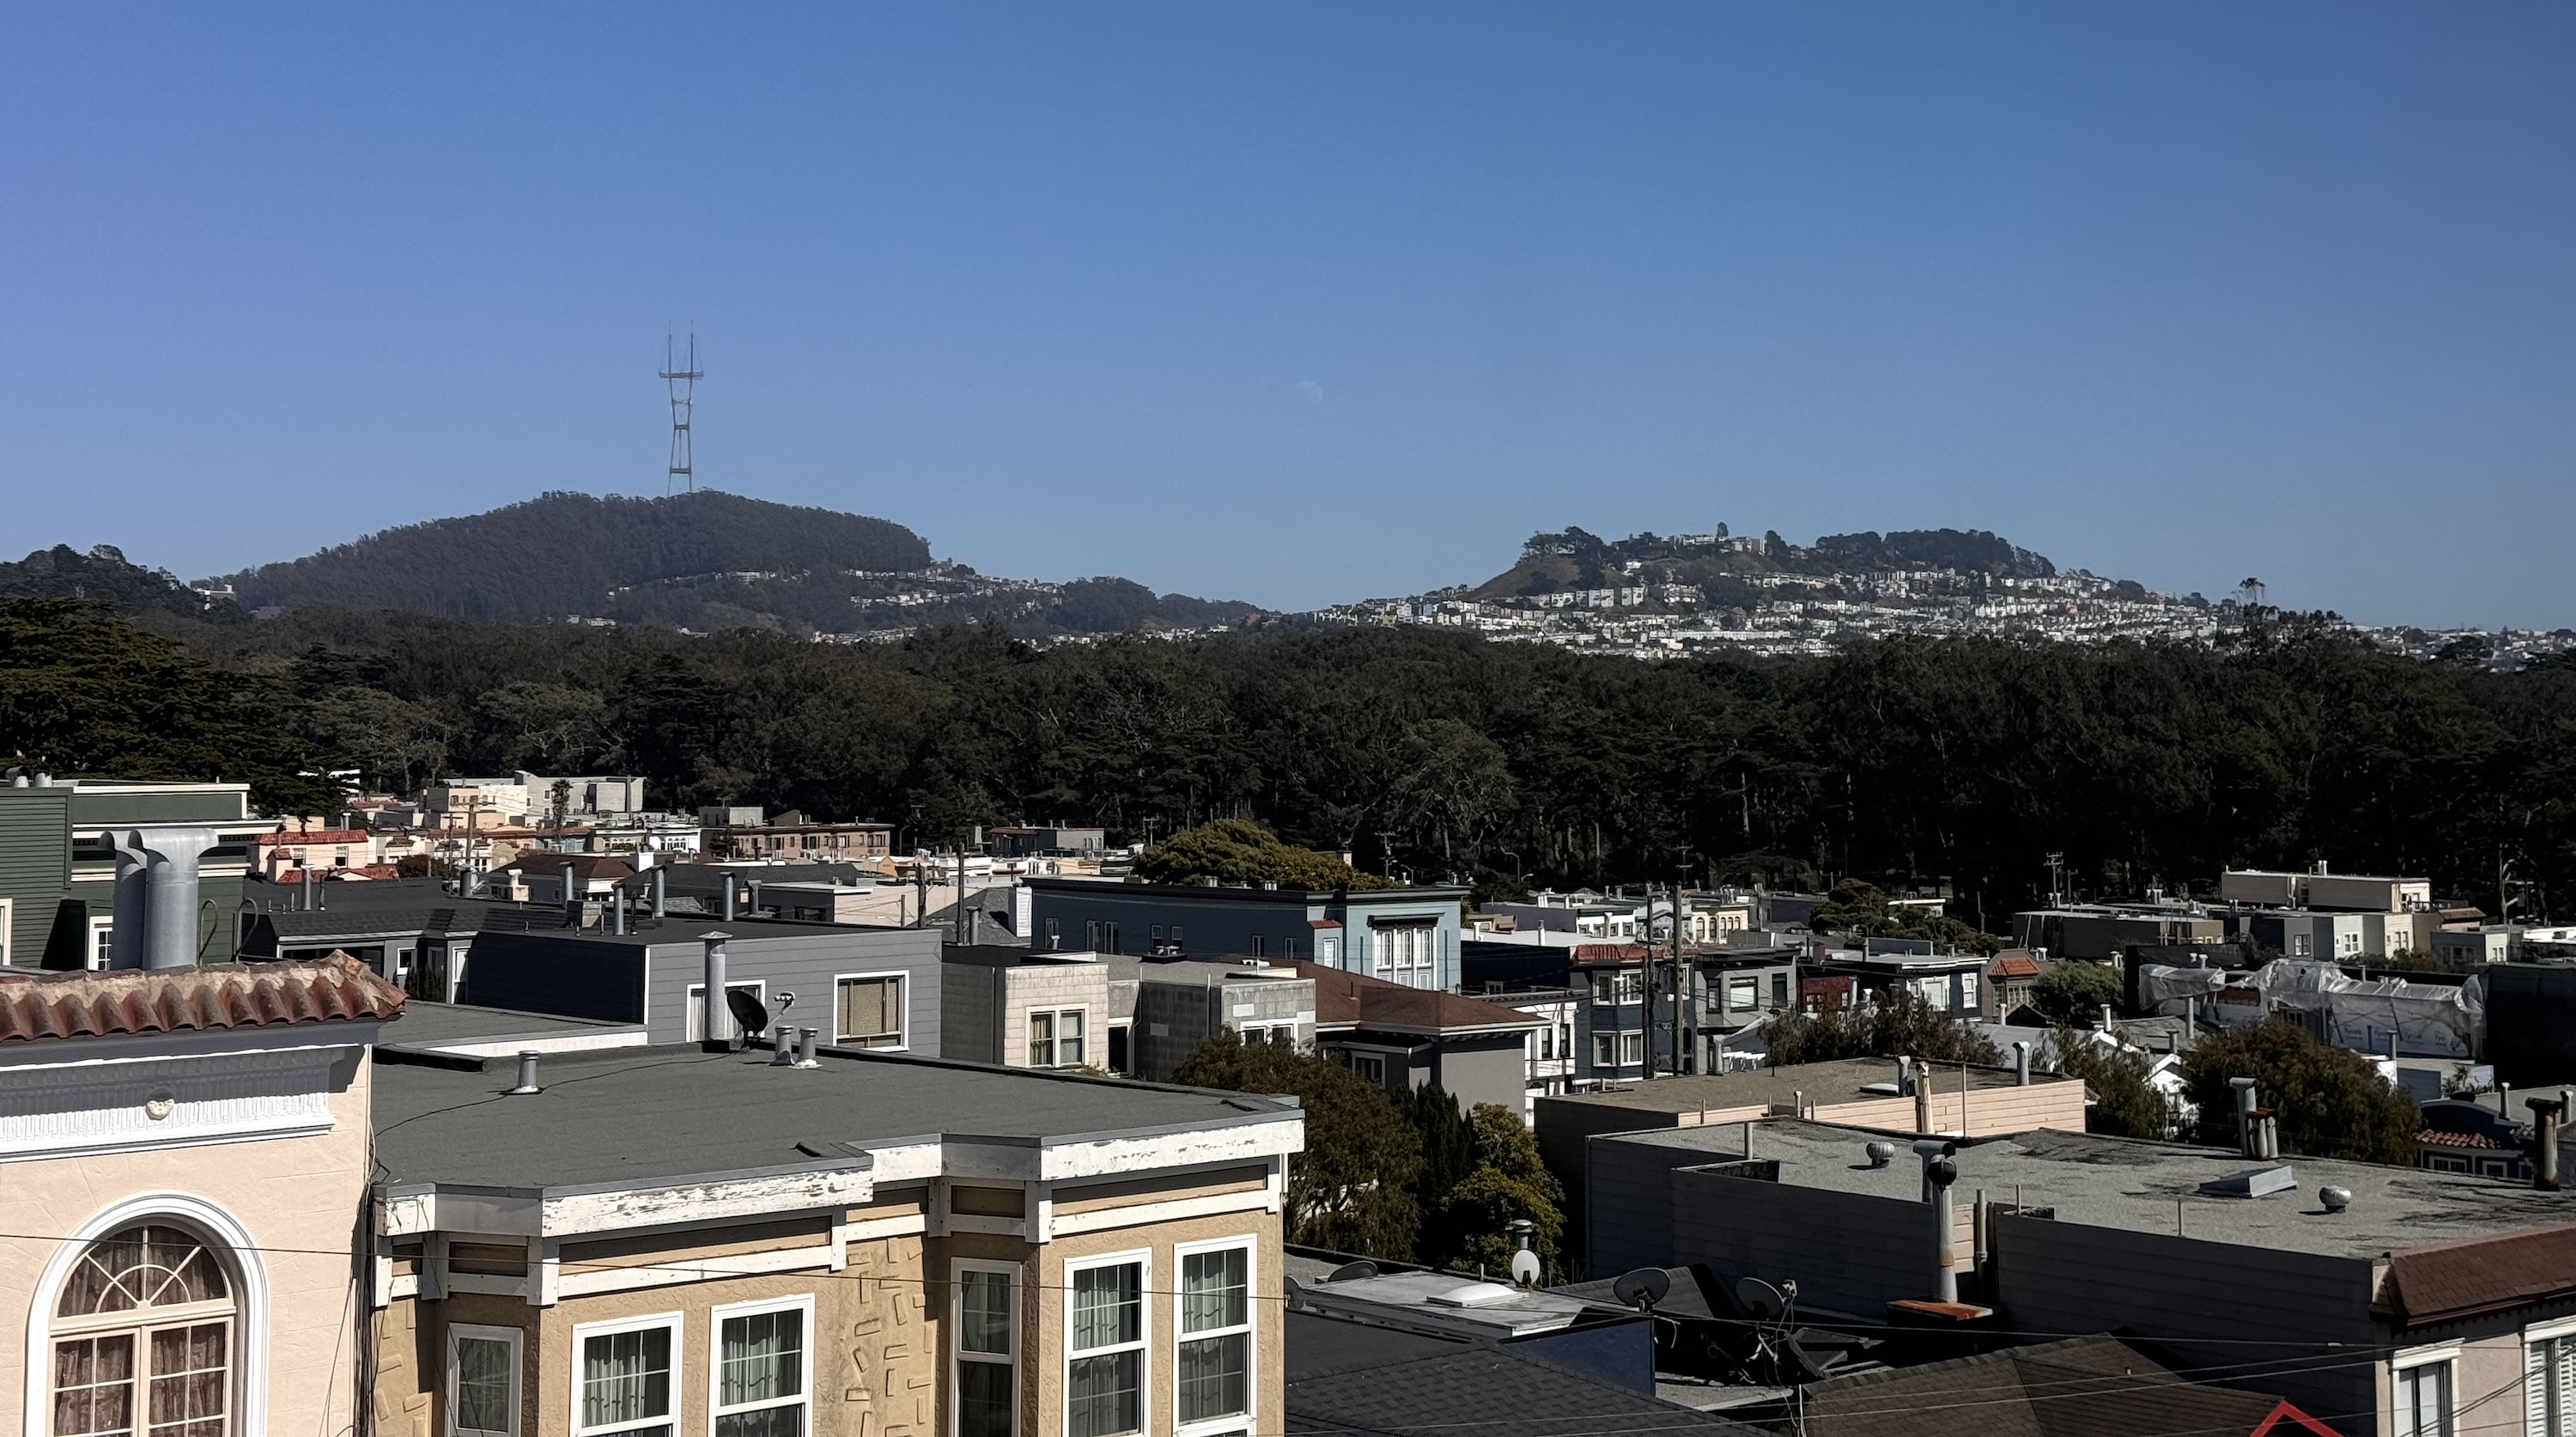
380,1189,1282,1437
0,1043,374,1437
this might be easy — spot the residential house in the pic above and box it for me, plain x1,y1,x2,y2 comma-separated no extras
368,1032,1307,1437
0,957,404,1437
1980,949,2046,1019
487,852,639,906
1026,877,1467,989
1535,1057,2089,1272
2012,904,2229,960
1791,1337,2340,1437
1461,941,1798,1083
459,917,945,1053
1810,944,1987,1015
989,827,1108,859
428,771,650,825
0,776,277,969
1106,958,1317,1081
700,808,895,863
1583,1115,2576,1434
941,947,1115,1070
1295,960,1546,1117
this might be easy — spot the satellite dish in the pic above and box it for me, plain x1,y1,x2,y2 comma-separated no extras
1327,1260,1379,1282
1611,1268,1671,1311
1510,1250,1542,1287
1735,1276,1787,1321
727,989,771,1040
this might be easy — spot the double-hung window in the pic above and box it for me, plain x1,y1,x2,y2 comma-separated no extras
448,1324,521,1437
2530,1323,2576,1436
835,976,905,1049
1066,1255,1146,1437
2395,1350,2455,1437
1175,1243,1253,1434
710,1298,810,1437
953,1264,1017,1437
572,1314,678,1437
1030,1010,1087,1068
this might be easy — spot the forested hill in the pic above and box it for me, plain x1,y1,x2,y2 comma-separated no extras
218,490,933,625
1472,524,2066,600
198,490,1261,640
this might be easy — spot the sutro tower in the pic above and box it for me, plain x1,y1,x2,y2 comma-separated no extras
659,329,702,493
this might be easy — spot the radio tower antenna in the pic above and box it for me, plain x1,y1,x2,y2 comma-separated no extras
659,328,702,494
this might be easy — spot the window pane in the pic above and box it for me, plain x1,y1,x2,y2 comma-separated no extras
1066,1352,1139,1437
1071,1265,1139,1351
837,977,900,1045
52,1336,136,1437
1060,1012,1084,1068
1181,1251,1247,1334
712,1410,799,1437
960,1273,1013,1356
957,1359,1013,1437
146,1325,226,1437
1029,1011,1054,1067
1176,1335,1247,1424
581,1328,671,1430
719,1311,803,1408
456,1337,513,1434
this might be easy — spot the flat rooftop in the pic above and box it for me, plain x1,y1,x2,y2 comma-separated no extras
1610,1118,2576,1258
1545,1058,2073,1117
372,1044,1297,1191
376,1002,647,1057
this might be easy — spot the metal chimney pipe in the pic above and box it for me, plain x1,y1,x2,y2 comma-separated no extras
107,831,152,970
652,867,666,918
796,1026,818,1067
2100,1003,2115,1032
612,884,627,935
771,1024,796,1067
721,879,737,922
136,827,218,969
2531,1099,2563,1191
749,880,763,917
1895,1056,1912,1094
1917,1140,1959,1304
2012,1041,2031,1087
508,1051,542,1095
301,865,317,914
2229,1077,2259,1159
701,932,733,1051
1914,1060,1935,1136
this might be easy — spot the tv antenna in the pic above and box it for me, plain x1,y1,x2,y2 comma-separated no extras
659,329,702,493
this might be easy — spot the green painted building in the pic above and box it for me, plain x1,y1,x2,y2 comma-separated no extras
0,778,275,969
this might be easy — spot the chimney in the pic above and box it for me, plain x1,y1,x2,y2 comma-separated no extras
301,865,318,914
721,880,738,922
701,932,734,1051
2530,1099,2563,1192
2230,1077,2260,1159
749,880,763,917
507,1051,542,1095
796,1026,819,1067
771,1025,796,1067
2012,1040,2031,1087
1913,1060,1934,1136
652,866,666,918
107,831,151,970
2100,1003,2115,1033
1917,1140,1960,1303
135,827,218,970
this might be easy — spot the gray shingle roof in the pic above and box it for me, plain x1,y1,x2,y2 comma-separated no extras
1285,1312,1759,1437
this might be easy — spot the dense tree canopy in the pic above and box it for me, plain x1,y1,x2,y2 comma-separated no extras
4,596,2573,922
2181,1018,2421,1165
1172,1038,1421,1259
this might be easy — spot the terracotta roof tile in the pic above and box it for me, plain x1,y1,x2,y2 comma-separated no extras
1289,962,1546,1035
2416,1129,2520,1149
2382,1224,2576,1329
0,954,404,1044
1988,953,2044,979
1571,943,1649,965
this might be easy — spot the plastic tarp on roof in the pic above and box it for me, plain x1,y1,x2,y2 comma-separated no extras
2136,960,2482,1059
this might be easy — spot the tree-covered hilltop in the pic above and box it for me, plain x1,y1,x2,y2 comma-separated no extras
198,490,1261,640
7,595,2572,924
1471,524,2069,602
0,544,245,623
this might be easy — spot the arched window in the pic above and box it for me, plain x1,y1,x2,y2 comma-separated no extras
49,1226,236,1437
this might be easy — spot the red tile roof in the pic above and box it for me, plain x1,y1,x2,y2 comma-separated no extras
1289,961,1546,1036
0,953,403,1044
1571,943,1648,965
256,829,371,846
2380,1224,2576,1329
2416,1128,2520,1149
1987,953,2043,979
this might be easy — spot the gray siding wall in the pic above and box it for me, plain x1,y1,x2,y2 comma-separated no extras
0,789,72,969
1583,1134,1744,1278
641,928,944,1052
941,963,1003,1063
1030,887,1316,961
1535,1099,1679,1248
1991,1215,2383,1435
1132,982,1224,1081
1428,1034,1529,1117
1668,1169,1940,1318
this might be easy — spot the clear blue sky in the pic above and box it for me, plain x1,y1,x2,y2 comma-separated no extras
5,4,2572,625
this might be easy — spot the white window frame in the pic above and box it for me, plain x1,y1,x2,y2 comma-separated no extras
2528,1319,2576,1437
1030,1008,1089,1069
2393,1344,2458,1437
568,1311,683,1437
1591,1032,1619,1069
1063,1250,1151,1437
88,914,115,970
706,1294,814,1437
447,1323,523,1437
1621,1032,1646,1065
0,896,11,965
684,981,767,1043
1171,1238,1256,1437
951,1261,1020,1437
831,971,910,1050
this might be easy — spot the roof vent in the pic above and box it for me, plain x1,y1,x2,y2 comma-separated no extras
1426,1282,1520,1308
2319,1185,2353,1213
507,1050,542,1095
1864,1141,1898,1167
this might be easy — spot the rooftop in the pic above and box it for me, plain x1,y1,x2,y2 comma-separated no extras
1795,1335,2319,1437
371,1043,1299,1191
376,1002,647,1058
1291,961,1544,1035
1609,1118,2576,1259
1545,1058,2073,1117
0,954,402,1044
1285,1311,1757,1437
1295,1270,1602,1340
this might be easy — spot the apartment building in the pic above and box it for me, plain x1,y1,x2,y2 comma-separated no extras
1025,878,1467,990
368,1036,1305,1437
0,957,404,1437
941,947,1115,1070
0,776,277,969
